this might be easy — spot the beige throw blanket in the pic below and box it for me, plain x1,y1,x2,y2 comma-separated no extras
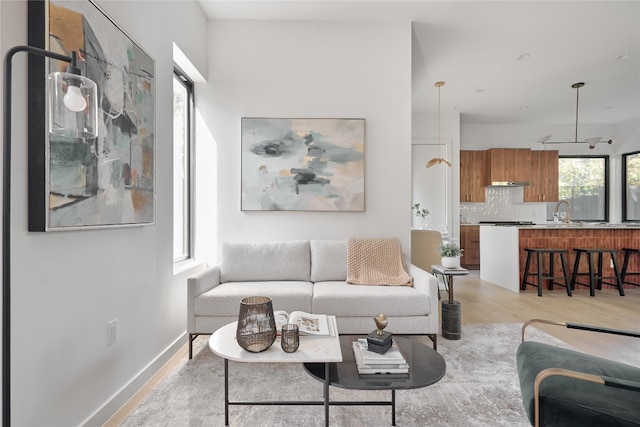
346,237,412,286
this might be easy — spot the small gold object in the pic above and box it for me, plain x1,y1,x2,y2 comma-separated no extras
373,314,388,335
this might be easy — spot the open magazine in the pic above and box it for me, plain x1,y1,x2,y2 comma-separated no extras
274,310,332,336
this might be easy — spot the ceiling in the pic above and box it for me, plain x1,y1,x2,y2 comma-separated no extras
196,1,640,125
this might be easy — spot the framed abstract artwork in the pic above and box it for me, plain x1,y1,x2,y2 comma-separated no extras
241,118,365,211
28,0,155,230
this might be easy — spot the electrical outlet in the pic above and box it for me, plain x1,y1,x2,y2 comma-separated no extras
108,319,118,345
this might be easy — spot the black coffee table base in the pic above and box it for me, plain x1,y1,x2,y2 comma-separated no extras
223,358,333,427
304,363,399,425
304,335,446,426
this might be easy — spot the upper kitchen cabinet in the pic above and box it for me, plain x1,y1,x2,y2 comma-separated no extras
460,150,486,202
524,150,559,202
485,148,531,185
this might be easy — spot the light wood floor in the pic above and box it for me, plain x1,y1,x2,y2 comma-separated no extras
106,274,640,426
452,272,640,366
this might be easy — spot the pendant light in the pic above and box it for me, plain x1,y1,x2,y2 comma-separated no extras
538,82,613,149
426,81,451,238
426,81,452,168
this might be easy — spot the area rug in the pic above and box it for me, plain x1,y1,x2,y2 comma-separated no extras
120,323,569,426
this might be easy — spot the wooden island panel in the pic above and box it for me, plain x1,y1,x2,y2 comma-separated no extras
518,228,640,291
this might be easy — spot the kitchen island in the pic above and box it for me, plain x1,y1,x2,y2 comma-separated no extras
480,224,640,293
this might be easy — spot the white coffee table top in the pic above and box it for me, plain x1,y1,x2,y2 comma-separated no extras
209,316,343,363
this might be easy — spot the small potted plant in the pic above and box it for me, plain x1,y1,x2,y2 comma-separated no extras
438,240,464,268
412,203,430,229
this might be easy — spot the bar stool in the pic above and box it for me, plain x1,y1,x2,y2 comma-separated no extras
621,248,640,287
521,248,572,297
571,248,625,296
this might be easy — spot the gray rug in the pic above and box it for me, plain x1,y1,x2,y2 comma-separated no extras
121,324,568,426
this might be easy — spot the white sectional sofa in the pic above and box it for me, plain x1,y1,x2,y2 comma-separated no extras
187,240,439,358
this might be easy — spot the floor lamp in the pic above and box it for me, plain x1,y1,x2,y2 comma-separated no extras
3,45,98,426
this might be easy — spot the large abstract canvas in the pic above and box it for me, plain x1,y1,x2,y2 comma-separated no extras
241,118,365,211
28,0,155,230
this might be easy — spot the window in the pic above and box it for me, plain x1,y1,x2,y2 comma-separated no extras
623,151,640,222
548,156,609,222
173,68,194,262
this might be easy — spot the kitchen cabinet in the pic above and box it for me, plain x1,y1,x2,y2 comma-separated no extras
460,225,480,269
485,148,531,185
524,150,559,202
460,150,486,202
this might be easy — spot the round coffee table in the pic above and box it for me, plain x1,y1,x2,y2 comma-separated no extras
304,335,446,426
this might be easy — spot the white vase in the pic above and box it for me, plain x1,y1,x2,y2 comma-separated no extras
441,256,459,268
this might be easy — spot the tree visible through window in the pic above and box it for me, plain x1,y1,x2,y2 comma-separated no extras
623,151,640,222
173,69,193,262
549,156,609,222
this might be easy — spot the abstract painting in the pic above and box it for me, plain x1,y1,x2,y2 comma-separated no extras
28,0,155,230
241,118,365,211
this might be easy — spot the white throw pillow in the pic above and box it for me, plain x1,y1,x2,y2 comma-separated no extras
310,240,347,282
220,241,311,282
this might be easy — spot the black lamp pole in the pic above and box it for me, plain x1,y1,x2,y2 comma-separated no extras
3,45,76,427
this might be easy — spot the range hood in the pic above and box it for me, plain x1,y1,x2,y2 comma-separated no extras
485,149,532,188
488,181,530,187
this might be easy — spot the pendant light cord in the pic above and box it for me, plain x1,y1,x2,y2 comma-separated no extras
575,84,579,143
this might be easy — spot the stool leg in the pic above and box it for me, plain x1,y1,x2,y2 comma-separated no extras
548,253,555,290
571,251,581,291
521,251,533,291
536,252,543,296
596,252,604,290
621,250,631,284
560,252,572,296
587,252,596,297
611,252,625,296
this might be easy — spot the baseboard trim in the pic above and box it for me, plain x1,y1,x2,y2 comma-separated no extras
82,332,188,426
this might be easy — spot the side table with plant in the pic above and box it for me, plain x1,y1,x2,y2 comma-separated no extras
439,240,464,268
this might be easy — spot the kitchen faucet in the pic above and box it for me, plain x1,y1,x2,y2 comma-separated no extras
554,200,571,224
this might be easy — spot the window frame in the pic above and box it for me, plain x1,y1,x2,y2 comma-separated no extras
173,66,195,264
557,155,610,222
622,150,640,222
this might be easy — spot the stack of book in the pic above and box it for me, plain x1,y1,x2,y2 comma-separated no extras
352,338,409,375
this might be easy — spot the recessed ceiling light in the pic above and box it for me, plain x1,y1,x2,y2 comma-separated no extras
616,53,631,61
475,89,484,93
520,106,529,110
517,53,531,61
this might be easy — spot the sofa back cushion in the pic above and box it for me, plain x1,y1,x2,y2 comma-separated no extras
310,240,347,282
220,241,311,282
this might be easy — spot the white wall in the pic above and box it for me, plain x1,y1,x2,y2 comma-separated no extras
461,122,618,154
197,19,413,253
0,1,208,424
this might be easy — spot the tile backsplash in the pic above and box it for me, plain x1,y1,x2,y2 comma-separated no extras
460,187,549,224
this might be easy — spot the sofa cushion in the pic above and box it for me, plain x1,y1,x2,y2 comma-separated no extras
312,281,430,317
194,281,314,316
220,241,311,282
310,240,347,282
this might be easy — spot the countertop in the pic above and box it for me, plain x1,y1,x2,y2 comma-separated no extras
464,223,640,230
